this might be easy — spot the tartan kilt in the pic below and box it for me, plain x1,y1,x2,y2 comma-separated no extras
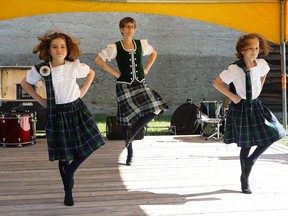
116,80,169,126
224,99,286,147
46,98,105,161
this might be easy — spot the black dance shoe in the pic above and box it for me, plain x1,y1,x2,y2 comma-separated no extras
126,154,133,166
64,189,74,206
240,175,252,194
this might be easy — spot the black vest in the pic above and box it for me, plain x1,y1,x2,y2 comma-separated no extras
115,40,145,84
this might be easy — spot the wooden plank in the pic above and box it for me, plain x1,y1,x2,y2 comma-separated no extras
0,135,287,216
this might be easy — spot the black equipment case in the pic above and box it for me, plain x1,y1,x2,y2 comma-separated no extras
170,99,201,135
106,116,145,140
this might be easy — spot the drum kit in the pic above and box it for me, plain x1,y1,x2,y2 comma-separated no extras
0,100,225,147
199,100,226,140
0,111,37,147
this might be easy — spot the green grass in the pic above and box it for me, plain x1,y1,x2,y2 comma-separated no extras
94,114,107,136
38,114,288,147
277,135,288,147
95,114,172,137
144,115,172,135
95,114,288,146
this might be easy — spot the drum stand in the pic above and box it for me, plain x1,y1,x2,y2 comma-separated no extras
201,118,223,140
201,102,223,140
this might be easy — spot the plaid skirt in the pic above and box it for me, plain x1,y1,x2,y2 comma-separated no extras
224,98,286,147
116,80,169,126
46,98,105,161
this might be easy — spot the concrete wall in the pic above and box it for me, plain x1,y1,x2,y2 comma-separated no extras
0,12,243,116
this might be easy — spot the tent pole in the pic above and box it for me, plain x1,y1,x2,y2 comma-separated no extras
281,42,287,130
280,0,287,130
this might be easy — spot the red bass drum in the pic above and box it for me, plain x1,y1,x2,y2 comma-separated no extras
0,112,36,147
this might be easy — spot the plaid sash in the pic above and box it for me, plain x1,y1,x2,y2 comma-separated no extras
35,62,58,152
245,71,252,116
34,62,56,121
233,60,252,115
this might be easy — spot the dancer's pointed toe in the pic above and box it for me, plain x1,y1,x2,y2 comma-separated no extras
240,175,252,194
126,154,133,166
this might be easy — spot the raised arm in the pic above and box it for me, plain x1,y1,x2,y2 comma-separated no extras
144,49,157,75
95,55,121,78
20,77,47,108
80,68,95,98
212,76,241,104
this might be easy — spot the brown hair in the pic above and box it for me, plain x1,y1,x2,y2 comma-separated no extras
33,31,81,61
119,17,136,36
235,33,272,60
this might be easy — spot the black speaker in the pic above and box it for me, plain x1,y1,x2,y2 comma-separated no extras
106,116,144,140
106,116,123,140
170,99,201,135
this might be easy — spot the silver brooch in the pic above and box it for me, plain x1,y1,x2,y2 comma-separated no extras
39,65,51,77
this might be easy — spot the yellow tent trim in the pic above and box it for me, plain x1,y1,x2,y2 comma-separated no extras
0,0,281,43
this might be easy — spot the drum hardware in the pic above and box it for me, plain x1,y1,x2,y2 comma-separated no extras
214,101,222,118
31,116,37,141
200,100,223,118
201,118,223,140
200,100,224,140
0,112,37,147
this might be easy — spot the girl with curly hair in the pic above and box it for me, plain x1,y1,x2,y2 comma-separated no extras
213,33,286,194
21,31,105,206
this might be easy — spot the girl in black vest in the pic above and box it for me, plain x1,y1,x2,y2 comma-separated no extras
20,31,105,206
95,17,168,165
213,33,286,194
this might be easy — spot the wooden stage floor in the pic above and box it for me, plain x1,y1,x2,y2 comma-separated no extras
0,135,288,216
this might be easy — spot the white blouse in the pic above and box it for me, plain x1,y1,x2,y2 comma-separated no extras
26,59,90,104
219,59,270,99
98,39,154,62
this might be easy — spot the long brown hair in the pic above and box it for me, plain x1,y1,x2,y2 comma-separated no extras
33,31,81,61
235,33,272,60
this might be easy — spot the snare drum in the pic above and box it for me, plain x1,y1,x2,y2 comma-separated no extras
200,101,223,118
0,112,36,146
